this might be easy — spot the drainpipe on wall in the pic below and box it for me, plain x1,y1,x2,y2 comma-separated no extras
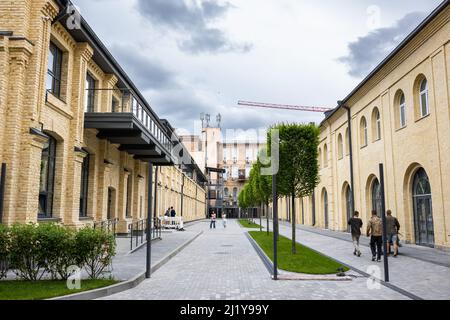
342,105,355,217
181,175,185,217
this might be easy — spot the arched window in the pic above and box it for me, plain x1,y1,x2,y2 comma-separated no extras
323,189,329,229
399,92,406,128
360,117,368,147
371,178,382,216
39,136,57,218
345,128,350,156
419,78,429,117
345,185,352,232
323,144,328,168
233,187,238,200
412,168,434,246
79,151,90,218
337,134,343,159
372,108,381,141
318,148,322,169
224,187,229,198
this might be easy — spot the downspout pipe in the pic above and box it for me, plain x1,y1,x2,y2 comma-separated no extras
342,105,355,217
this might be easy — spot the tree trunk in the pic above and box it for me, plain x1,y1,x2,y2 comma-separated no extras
291,192,296,254
259,203,262,232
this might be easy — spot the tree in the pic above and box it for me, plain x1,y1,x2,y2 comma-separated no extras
268,123,320,254
253,151,272,234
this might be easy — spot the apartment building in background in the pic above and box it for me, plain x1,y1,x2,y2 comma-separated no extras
180,121,263,218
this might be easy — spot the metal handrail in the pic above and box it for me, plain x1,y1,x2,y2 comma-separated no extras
129,218,162,251
93,218,119,236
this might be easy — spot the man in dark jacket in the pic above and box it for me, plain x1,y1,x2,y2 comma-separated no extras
348,211,363,257
170,207,176,217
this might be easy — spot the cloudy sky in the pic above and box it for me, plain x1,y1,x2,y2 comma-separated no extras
73,0,443,135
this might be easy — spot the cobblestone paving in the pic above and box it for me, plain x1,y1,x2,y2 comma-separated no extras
273,220,450,300
102,220,408,300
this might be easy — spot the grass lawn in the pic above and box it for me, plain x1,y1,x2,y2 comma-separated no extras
238,219,263,229
249,231,349,275
0,279,118,300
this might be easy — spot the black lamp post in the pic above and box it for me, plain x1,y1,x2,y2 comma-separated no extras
146,162,153,279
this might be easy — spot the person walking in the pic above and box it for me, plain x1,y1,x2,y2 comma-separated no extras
222,213,227,228
386,209,400,257
348,211,363,257
367,210,383,262
170,206,176,217
210,211,216,229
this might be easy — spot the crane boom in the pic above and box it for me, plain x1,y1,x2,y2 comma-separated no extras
238,100,333,113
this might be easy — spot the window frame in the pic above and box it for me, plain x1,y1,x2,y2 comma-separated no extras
419,78,429,118
46,42,63,98
85,72,96,112
38,136,57,219
360,117,368,148
79,152,90,218
399,93,406,128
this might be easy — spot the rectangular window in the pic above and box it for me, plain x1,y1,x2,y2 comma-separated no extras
125,174,132,218
79,153,89,218
39,137,57,218
46,42,63,98
112,97,118,113
85,73,96,112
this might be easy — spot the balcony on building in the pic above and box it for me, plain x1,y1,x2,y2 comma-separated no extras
84,94,174,166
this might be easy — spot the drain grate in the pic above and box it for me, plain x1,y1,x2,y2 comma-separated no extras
214,252,230,255
221,245,233,247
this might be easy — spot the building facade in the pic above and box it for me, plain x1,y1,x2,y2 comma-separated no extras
276,2,450,250
180,125,262,218
0,0,206,232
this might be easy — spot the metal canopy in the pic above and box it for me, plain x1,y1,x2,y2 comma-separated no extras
84,113,173,165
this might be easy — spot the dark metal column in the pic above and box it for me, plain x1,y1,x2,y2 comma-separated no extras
0,163,6,224
343,106,355,218
379,163,389,282
146,162,153,279
272,173,278,280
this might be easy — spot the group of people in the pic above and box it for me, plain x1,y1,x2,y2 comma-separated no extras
164,207,177,217
209,211,227,229
348,209,400,262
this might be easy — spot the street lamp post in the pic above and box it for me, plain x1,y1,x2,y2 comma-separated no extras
146,162,154,279
272,173,278,280
379,163,389,282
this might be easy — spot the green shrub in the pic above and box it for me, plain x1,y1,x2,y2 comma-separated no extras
36,223,78,280
75,227,116,279
9,223,47,281
0,225,10,279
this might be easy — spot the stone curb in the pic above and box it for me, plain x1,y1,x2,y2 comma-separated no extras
245,231,352,281
48,230,204,300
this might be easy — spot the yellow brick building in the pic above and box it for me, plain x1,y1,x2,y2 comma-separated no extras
277,2,450,250
0,0,206,232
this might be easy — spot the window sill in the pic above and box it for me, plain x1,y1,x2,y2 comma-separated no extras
415,113,430,123
45,92,73,119
38,217,62,223
395,125,407,133
79,216,94,221
360,145,368,150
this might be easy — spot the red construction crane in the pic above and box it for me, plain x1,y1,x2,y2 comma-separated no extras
237,100,333,113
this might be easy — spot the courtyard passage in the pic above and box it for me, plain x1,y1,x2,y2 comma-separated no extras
273,220,450,300
103,220,409,300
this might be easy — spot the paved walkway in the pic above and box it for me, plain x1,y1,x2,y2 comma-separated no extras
102,220,408,300
272,220,450,300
